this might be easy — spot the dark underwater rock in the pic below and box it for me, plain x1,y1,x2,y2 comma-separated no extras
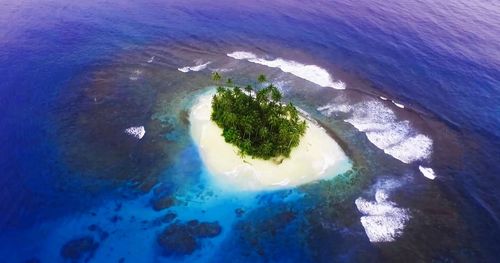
152,196,176,211
60,236,99,261
190,221,222,238
110,215,122,223
187,219,199,227
88,224,98,231
231,209,298,258
266,211,296,237
152,212,177,226
160,212,177,223
158,224,198,255
157,220,222,256
153,183,176,197
275,211,296,226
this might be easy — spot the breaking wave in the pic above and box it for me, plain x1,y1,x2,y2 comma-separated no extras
419,166,436,180
178,61,211,73
227,51,346,90
318,100,432,164
355,178,411,242
124,126,145,139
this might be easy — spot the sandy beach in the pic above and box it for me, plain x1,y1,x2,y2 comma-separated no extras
190,91,352,191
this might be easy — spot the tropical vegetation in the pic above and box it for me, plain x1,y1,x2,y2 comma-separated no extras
210,72,307,160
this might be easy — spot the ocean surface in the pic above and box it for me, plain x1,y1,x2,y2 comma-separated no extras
1,0,499,262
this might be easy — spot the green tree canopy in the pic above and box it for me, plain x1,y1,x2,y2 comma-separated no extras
210,73,307,160
257,74,267,83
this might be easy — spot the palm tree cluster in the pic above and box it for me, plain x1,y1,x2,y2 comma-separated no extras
210,73,307,160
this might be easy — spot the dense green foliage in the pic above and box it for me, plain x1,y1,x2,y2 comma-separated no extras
210,73,307,160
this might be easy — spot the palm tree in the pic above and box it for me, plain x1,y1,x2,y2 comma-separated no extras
270,85,282,102
210,74,307,160
212,71,222,87
257,74,267,83
213,72,221,81
244,85,253,94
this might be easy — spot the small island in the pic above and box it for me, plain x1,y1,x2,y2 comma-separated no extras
211,73,306,161
190,73,351,191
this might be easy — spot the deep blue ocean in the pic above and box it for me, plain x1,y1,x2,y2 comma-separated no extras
1,0,499,262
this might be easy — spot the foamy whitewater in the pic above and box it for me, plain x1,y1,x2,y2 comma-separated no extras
190,92,351,191
355,179,411,242
227,51,346,90
178,61,211,73
391,100,405,108
124,126,145,139
419,166,436,180
318,100,432,164
129,69,142,81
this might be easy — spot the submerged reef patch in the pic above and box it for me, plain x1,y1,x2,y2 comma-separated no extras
60,236,99,261
157,220,222,256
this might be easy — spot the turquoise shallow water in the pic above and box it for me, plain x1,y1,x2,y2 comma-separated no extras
1,0,499,262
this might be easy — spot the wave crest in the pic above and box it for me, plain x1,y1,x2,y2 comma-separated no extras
227,51,345,90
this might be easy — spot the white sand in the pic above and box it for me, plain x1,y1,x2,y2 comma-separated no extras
190,92,351,191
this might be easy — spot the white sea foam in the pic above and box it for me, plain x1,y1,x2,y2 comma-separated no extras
384,134,432,164
317,103,352,115
227,51,256,60
419,166,436,180
355,188,410,242
392,100,405,108
147,56,155,63
178,61,211,73
124,126,145,139
375,189,389,203
227,51,346,90
129,69,142,81
212,67,232,73
318,100,432,164
379,96,388,101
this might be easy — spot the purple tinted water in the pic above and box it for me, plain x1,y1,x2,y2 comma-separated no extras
0,0,499,262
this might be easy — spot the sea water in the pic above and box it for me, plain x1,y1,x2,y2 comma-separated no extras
0,0,499,262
